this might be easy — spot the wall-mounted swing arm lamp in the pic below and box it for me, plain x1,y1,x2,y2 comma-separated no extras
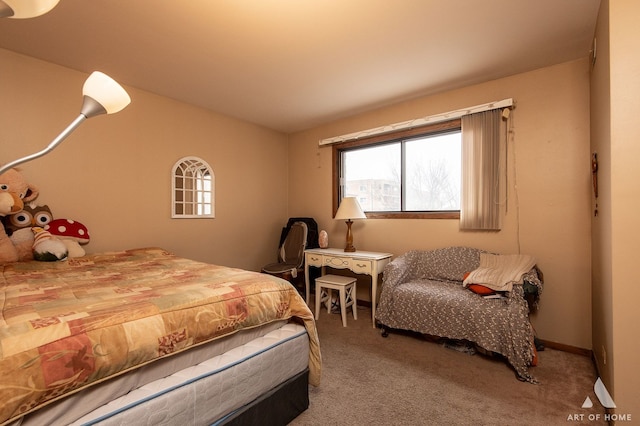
0,0,60,18
0,71,131,176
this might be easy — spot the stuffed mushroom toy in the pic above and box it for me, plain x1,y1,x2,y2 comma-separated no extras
45,219,90,258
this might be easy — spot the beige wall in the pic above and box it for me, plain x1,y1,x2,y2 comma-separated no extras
0,49,289,271
591,0,640,418
610,0,640,415
289,59,593,349
590,0,613,407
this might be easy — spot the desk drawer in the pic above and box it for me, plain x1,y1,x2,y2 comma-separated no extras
306,254,324,267
323,256,350,269
351,259,372,274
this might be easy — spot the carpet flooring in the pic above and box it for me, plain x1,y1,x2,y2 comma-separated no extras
290,305,606,425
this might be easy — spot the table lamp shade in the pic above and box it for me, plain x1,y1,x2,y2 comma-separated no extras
335,197,366,252
334,197,366,220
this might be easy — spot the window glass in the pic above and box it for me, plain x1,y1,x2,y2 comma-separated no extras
404,132,460,211
334,120,461,219
343,144,400,211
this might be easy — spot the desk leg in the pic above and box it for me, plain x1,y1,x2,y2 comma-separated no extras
371,273,378,328
304,263,326,306
304,262,310,305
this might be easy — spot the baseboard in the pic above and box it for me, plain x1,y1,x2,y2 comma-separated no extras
538,339,592,358
356,299,372,308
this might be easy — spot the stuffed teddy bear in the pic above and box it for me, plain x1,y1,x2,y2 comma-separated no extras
0,169,68,263
0,168,39,263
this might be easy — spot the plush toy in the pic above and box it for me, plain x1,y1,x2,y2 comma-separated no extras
0,170,67,263
2,202,54,261
2,201,71,262
0,169,39,263
45,219,90,258
2,201,89,260
32,226,68,261
3,202,54,232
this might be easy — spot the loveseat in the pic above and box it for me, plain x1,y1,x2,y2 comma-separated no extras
375,246,543,383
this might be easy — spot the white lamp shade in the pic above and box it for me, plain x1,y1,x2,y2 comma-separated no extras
2,0,59,18
335,197,367,220
82,71,131,115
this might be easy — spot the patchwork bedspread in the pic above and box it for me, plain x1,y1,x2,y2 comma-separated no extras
0,248,321,425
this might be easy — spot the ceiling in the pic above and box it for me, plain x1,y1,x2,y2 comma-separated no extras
0,0,600,133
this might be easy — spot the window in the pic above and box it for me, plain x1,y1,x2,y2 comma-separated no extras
172,156,214,218
333,120,461,219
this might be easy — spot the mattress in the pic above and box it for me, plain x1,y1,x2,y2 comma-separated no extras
71,322,310,425
12,320,288,426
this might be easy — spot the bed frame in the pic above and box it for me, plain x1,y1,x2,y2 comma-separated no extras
217,369,309,426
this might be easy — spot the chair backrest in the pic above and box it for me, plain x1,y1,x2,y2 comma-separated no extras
278,221,308,267
278,217,319,250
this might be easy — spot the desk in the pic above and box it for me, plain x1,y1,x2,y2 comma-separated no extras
304,248,392,328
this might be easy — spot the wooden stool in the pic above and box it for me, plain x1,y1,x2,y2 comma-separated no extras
315,274,357,327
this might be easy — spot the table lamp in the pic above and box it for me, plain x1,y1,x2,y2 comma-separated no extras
334,196,367,252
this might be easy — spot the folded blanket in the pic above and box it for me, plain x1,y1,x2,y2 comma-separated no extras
463,253,536,292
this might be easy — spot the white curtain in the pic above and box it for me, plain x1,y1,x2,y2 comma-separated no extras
460,109,502,230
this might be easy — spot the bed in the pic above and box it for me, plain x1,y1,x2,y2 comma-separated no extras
0,247,321,425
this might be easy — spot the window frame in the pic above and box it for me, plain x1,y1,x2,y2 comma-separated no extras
171,156,215,219
332,119,461,219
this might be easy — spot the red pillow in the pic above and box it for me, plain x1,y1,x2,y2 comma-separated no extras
463,272,496,295
467,284,496,296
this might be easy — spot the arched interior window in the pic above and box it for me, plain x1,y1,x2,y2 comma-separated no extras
172,156,214,218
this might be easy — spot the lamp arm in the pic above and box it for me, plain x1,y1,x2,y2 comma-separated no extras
0,113,87,175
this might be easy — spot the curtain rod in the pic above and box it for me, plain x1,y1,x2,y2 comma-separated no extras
319,98,514,146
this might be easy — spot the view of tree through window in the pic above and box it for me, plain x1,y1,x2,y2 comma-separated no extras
404,133,460,211
337,124,461,218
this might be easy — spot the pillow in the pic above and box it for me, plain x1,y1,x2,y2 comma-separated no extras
463,253,537,293
467,284,497,296
463,272,496,295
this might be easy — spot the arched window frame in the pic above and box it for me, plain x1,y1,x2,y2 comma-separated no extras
171,156,215,219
